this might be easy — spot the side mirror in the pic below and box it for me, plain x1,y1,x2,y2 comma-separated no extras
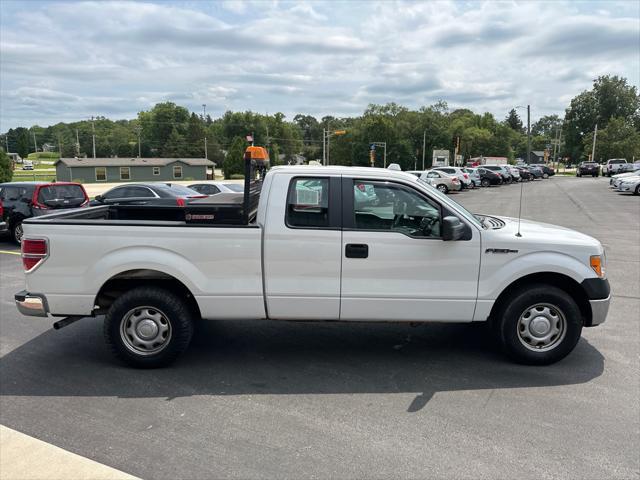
94,194,104,202
442,216,465,241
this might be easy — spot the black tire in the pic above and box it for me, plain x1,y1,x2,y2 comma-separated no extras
495,284,583,365
576,172,581,177
436,184,448,193
543,173,549,179
104,287,194,368
634,184,640,196
10,220,23,245
481,178,490,187
592,174,596,177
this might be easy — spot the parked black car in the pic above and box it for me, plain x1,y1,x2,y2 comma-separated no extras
530,164,555,178
476,167,502,186
0,182,89,244
91,183,206,207
516,167,534,181
576,162,600,177
481,165,511,183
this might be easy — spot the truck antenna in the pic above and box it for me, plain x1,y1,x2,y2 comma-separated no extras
516,175,523,237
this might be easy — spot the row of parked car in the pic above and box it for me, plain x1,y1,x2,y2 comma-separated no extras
576,158,640,178
405,164,555,194
0,180,245,244
608,169,640,195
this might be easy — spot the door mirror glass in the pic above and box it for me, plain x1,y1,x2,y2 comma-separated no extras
94,194,104,202
442,216,465,241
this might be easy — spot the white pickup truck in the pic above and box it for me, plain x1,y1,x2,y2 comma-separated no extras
15,165,610,368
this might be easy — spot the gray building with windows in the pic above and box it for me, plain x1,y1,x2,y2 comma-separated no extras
54,158,214,183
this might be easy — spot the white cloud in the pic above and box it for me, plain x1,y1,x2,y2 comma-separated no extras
0,0,638,130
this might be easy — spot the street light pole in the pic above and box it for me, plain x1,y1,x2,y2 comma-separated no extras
422,130,426,170
202,104,207,121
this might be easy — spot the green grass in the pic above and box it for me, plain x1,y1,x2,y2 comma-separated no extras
27,152,59,160
11,172,56,182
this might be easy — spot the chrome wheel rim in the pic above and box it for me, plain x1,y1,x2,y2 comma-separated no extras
14,224,23,243
437,185,447,193
517,303,567,352
120,306,172,355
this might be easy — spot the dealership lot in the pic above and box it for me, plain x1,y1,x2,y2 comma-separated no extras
0,176,638,479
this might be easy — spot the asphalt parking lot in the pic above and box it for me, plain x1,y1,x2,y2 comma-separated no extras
1,176,638,479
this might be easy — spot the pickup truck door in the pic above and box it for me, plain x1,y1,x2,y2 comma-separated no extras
262,174,342,319
340,177,481,322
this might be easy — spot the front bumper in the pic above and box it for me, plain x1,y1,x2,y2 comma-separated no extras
589,296,611,326
0,221,7,233
580,278,611,326
15,290,49,317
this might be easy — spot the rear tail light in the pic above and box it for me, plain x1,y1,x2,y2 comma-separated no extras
22,238,48,272
176,198,186,207
31,188,49,210
463,174,469,179
0,199,4,217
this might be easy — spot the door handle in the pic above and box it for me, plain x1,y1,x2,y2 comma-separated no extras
345,243,368,258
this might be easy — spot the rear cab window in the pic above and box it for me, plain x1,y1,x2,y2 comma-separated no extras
286,177,334,228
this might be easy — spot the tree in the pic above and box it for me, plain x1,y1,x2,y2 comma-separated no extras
582,117,640,162
0,149,12,182
505,109,524,133
564,75,639,161
224,136,246,179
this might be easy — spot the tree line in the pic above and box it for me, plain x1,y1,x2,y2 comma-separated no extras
3,75,638,178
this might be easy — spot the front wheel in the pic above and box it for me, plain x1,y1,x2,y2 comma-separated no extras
495,284,583,365
481,178,490,187
543,173,549,179
104,287,194,368
436,184,448,193
635,184,640,196
11,221,23,245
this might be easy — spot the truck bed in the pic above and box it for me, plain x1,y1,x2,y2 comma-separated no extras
25,182,262,227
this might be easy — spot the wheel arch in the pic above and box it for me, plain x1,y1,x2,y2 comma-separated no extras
95,269,202,320
488,272,592,327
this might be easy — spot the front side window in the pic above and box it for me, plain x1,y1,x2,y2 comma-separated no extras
352,180,441,238
95,167,107,181
120,167,130,180
286,177,329,228
173,166,183,179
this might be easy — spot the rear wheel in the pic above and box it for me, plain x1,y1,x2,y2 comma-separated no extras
543,173,549,179
495,284,582,365
104,287,194,368
635,184,640,196
436,184,448,193
481,178,490,187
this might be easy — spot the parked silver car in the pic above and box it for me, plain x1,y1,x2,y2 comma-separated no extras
433,166,474,189
419,170,462,193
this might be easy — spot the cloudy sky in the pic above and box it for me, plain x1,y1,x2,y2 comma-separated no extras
1,0,638,130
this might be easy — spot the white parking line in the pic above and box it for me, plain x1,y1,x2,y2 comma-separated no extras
0,425,139,480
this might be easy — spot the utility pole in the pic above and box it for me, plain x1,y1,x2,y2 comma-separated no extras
75,129,80,157
552,127,559,168
204,136,208,160
136,126,142,158
32,129,38,153
91,116,96,159
4,133,8,152
202,104,207,121
322,128,326,165
422,130,426,170
526,105,531,166
58,135,62,156
591,123,598,163
370,142,387,168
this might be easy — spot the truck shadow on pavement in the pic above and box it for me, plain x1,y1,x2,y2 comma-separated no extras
0,318,604,412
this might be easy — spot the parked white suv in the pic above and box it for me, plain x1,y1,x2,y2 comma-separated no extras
433,166,474,189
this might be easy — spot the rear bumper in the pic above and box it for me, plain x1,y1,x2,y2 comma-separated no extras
15,290,49,317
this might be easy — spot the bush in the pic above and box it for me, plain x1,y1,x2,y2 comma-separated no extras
224,137,246,179
230,174,245,180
